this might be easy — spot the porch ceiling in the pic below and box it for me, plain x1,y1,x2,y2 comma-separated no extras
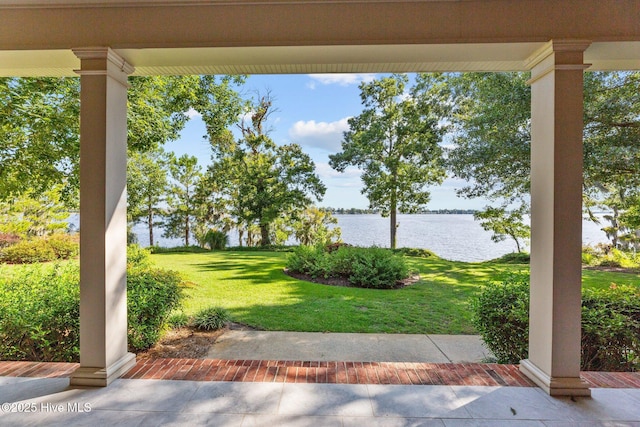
2,41,640,77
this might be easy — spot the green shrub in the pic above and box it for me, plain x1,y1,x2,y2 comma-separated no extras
204,230,229,250
470,273,530,363
0,234,79,264
127,244,152,269
393,247,439,259
0,263,80,362
127,268,184,352
167,312,190,328
581,285,640,371
287,245,409,289
192,306,231,331
488,252,530,264
46,233,79,259
1,238,56,263
472,275,640,371
0,261,184,361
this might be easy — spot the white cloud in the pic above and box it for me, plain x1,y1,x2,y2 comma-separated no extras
288,118,350,152
184,107,202,119
315,162,362,188
307,73,377,87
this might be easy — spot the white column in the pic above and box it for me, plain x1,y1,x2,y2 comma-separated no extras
520,40,592,397
70,48,136,387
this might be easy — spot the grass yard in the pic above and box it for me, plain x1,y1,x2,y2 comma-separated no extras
151,250,640,335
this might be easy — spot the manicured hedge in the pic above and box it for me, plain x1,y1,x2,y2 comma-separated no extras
0,245,184,362
472,273,640,371
0,233,79,264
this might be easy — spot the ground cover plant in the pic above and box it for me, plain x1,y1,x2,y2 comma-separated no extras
150,249,640,335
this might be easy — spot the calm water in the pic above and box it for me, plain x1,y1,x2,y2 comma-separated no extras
129,213,609,262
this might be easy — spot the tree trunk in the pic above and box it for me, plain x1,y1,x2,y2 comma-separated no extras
185,217,190,247
390,209,397,249
148,209,154,247
260,224,271,246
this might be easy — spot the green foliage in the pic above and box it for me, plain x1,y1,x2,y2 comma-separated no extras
582,245,640,269
149,245,210,254
292,206,342,246
127,244,153,269
474,206,530,253
127,148,169,247
0,263,80,362
163,154,203,247
470,273,530,364
127,267,184,351
207,95,325,246
287,245,409,289
488,252,530,264
581,285,640,371
192,306,231,331
472,275,640,371
0,260,184,361
167,312,190,328
329,74,446,249
0,233,20,248
203,229,229,250
0,234,78,264
0,187,70,237
392,247,439,258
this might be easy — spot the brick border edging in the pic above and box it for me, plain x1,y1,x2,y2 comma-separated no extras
1,360,639,388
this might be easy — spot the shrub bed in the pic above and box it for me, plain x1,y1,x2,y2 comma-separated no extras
0,245,184,362
472,273,640,371
286,245,409,289
0,233,79,264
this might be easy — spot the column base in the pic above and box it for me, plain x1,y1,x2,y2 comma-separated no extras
70,352,136,387
520,359,591,397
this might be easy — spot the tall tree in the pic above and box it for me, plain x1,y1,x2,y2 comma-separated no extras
329,74,446,249
208,96,326,246
0,75,246,208
127,148,169,246
444,71,640,247
164,154,203,247
474,206,530,253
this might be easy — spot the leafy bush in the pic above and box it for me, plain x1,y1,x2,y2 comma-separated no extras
1,238,56,263
488,252,530,264
0,263,80,362
127,268,184,351
0,234,78,264
45,233,79,260
287,245,409,289
470,273,530,363
392,247,439,259
472,275,640,371
581,285,640,371
204,229,229,250
192,306,231,331
0,261,184,361
127,244,152,269
582,245,640,269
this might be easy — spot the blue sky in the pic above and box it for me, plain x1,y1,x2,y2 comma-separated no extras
165,73,489,210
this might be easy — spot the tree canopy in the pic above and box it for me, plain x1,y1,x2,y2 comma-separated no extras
329,73,446,249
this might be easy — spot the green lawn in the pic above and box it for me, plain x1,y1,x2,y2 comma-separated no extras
151,250,640,335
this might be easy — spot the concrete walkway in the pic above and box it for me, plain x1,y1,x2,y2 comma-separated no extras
207,331,494,363
2,376,640,426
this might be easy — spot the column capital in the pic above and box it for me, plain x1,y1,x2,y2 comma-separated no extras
525,39,592,69
72,47,134,86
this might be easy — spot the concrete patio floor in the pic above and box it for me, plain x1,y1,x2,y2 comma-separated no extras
1,376,640,426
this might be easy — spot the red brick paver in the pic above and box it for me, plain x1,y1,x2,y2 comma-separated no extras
0,360,638,388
